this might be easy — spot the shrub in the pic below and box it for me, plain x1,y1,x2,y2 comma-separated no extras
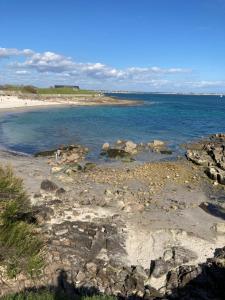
0,165,43,278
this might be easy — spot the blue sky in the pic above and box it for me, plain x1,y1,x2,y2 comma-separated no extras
0,0,225,92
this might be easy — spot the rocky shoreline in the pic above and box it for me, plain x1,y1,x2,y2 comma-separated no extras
0,135,225,299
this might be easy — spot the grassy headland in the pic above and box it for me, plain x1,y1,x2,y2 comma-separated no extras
0,85,98,96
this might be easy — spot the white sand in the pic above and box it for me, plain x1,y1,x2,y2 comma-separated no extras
0,95,63,110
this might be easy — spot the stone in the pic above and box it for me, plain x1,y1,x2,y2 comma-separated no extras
152,140,165,147
55,187,66,196
150,258,169,278
55,229,69,236
163,249,173,261
205,166,225,184
33,206,54,223
186,149,212,166
214,222,225,233
102,143,110,151
103,148,132,160
205,167,219,181
51,166,64,174
124,140,137,154
83,162,97,172
86,262,98,274
40,179,59,192
76,270,86,282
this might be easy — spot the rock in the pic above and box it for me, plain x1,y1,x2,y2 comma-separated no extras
214,222,225,233
160,150,173,155
51,166,64,174
102,148,132,160
66,153,80,162
124,141,137,154
55,228,69,236
150,247,197,279
148,140,171,154
76,270,86,283
86,262,98,274
152,140,165,147
33,206,54,223
163,249,173,261
150,258,169,278
205,166,225,184
102,143,110,151
83,162,97,172
64,163,83,175
56,188,66,196
121,156,135,163
186,149,212,166
35,144,88,165
40,179,59,192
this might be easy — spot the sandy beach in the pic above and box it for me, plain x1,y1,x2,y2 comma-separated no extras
0,94,63,109
0,94,141,110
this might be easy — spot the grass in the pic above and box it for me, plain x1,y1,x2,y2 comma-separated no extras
0,85,37,94
0,291,116,300
0,85,97,95
36,87,97,95
0,165,43,278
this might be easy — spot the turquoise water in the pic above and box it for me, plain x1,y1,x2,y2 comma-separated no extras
0,93,225,159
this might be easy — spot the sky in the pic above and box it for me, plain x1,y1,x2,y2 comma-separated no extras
0,0,225,93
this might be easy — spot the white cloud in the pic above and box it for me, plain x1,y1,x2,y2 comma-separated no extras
15,70,30,75
0,47,33,58
8,48,190,82
1,47,224,92
186,80,225,88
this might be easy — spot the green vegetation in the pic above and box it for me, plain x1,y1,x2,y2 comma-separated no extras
0,290,57,300
0,290,116,300
0,165,43,278
37,87,96,95
0,85,37,94
0,84,97,95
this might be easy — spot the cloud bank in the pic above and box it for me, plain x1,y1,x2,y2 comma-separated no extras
0,47,224,92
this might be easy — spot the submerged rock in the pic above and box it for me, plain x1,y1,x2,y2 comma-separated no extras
101,148,132,160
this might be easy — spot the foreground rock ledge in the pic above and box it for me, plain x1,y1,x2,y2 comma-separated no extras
0,145,225,299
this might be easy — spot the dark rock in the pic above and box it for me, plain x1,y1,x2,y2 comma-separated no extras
33,205,54,223
102,148,132,160
40,179,59,192
160,150,173,155
150,258,169,278
83,162,97,172
56,188,66,196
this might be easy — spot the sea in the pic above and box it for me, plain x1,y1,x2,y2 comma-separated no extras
0,93,225,161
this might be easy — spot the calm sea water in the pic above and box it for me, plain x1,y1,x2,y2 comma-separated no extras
0,93,225,160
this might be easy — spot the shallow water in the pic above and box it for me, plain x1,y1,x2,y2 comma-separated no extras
0,93,224,160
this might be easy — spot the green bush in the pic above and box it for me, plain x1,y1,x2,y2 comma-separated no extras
0,165,43,278
0,291,116,300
